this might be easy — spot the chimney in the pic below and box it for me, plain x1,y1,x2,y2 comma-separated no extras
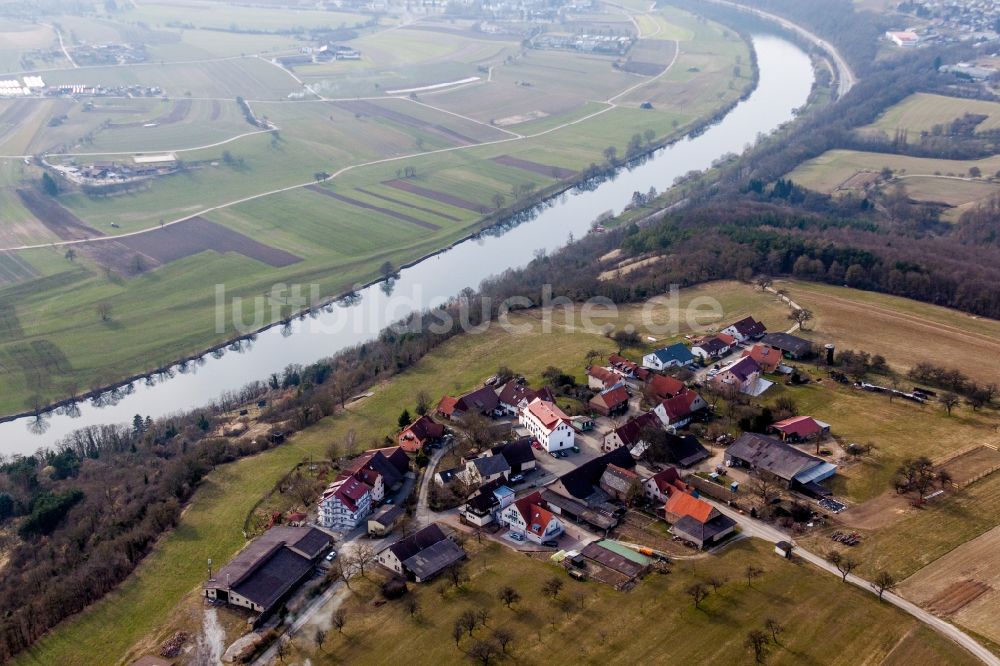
825,343,835,365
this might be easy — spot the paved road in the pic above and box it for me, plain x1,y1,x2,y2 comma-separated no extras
710,503,1000,665
704,0,857,98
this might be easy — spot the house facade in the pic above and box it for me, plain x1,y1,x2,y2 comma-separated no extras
589,384,630,417
318,476,373,530
642,343,695,371
499,491,564,544
691,334,734,360
652,390,708,429
712,356,762,395
397,415,445,452
721,316,766,343
519,398,575,452
602,411,660,453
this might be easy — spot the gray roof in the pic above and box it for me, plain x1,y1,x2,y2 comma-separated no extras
673,514,736,545
402,537,465,580
231,547,313,611
727,432,824,482
371,505,404,526
205,526,328,598
761,332,812,355
471,454,510,477
581,541,646,577
388,523,448,562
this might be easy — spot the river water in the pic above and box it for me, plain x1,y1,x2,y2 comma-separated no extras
1,34,814,454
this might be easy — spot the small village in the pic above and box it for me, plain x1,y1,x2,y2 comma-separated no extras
195,311,891,660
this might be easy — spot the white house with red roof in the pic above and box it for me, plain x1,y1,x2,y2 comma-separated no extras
652,389,708,429
499,490,563,544
519,397,575,452
721,316,766,343
318,475,373,530
643,467,694,504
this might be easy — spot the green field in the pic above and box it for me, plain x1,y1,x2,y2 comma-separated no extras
0,0,754,416
864,92,1000,135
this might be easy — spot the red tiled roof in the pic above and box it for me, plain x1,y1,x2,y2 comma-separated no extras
659,390,702,420
610,411,660,447
436,395,459,416
524,398,571,431
587,366,619,386
772,415,825,438
398,415,445,451
593,385,629,408
716,333,736,345
527,504,555,537
665,491,714,524
646,374,685,400
648,468,692,496
742,344,780,372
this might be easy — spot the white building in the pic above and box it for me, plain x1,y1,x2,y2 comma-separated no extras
318,476,373,530
498,491,563,544
519,398,575,452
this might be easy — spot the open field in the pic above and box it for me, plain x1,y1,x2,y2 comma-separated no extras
901,522,1000,646
864,92,1000,135
282,539,979,666
787,149,1000,193
0,20,59,73
0,3,752,415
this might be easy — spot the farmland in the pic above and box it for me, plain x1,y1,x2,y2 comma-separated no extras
863,92,1000,136
0,0,754,415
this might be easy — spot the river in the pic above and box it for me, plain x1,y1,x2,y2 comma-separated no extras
0,34,814,454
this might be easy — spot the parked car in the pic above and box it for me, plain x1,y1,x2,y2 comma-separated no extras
385,498,394,505
325,550,338,562
509,532,525,542
509,473,524,483
557,450,568,458
549,451,559,458
571,445,580,453
531,440,542,450
542,539,559,547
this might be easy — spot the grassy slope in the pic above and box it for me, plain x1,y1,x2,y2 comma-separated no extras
787,149,1000,192
292,539,977,666
865,92,1000,135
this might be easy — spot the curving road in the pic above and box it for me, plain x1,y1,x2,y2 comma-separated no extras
710,502,1000,665
703,0,857,97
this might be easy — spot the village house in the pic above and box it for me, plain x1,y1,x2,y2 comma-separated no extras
769,415,831,443
642,342,695,371
519,397,576,452
319,447,410,529
489,437,537,474
655,432,711,467
497,379,555,415
652,390,708,429
643,467,694,504
602,411,660,453
204,526,332,618
499,490,564,544
461,479,515,526
599,463,640,502
589,384,630,417
318,476,373,530
690,333,735,360
644,374,687,403
726,432,838,492
712,356,767,396
436,385,501,420
586,365,621,391
397,414,445,452
464,454,511,487
548,447,637,510
760,332,813,360
434,466,462,487
664,492,736,549
721,316,766,343
368,505,405,537
376,523,465,583
608,354,646,380
742,343,782,374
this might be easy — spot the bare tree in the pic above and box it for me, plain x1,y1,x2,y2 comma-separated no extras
686,582,709,608
352,543,377,577
492,627,514,654
452,620,465,647
313,628,327,652
467,639,499,666
745,629,772,664
333,608,347,633
827,551,859,582
788,307,813,331
458,609,478,637
706,575,727,593
542,576,564,599
275,637,289,664
406,597,420,619
745,565,764,588
96,302,113,322
871,571,896,601
750,474,778,518
939,392,960,416
476,607,490,628
764,617,784,645
447,562,469,589
498,585,521,609
415,390,432,416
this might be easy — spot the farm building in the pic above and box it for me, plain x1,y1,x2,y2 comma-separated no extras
760,332,813,359
376,523,465,582
368,505,405,537
589,384,630,417
769,416,831,443
725,432,837,492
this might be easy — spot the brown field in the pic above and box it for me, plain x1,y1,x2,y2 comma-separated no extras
304,184,440,230
837,170,880,190
333,99,479,146
781,279,1000,384
83,216,302,273
15,189,104,241
492,154,576,178
901,523,1000,644
940,445,1000,487
0,251,38,285
385,178,487,211
354,187,462,221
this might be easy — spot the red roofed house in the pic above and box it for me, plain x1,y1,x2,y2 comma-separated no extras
643,467,694,504
608,354,641,379
586,365,621,391
589,384,630,417
499,490,563,544
318,475,373,530
519,397,575,452
602,411,660,453
599,463,641,502
436,385,500,420
690,334,733,360
645,374,686,402
664,491,736,549
770,415,831,443
397,415,445,452
497,379,556,415
712,356,762,395
742,343,781,374
652,390,708,429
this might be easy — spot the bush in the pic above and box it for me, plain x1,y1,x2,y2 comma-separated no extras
18,490,84,538
381,576,409,600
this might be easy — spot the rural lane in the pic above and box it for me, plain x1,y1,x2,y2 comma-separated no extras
703,0,857,97
710,502,1000,665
